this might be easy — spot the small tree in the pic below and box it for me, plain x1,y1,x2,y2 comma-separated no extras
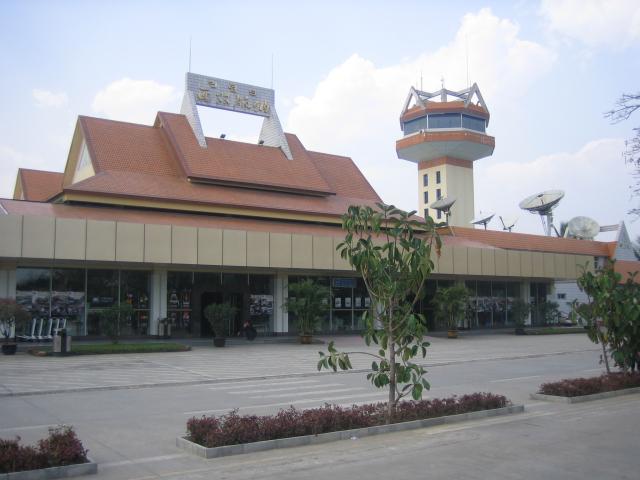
283,278,330,338
204,302,238,338
0,299,30,343
431,284,470,333
509,298,531,333
317,203,441,423
573,261,640,372
99,303,134,344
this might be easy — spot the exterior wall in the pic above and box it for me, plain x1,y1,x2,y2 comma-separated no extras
554,280,588,319
417,162,474,227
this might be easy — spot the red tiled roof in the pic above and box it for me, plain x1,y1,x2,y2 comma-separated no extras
442,226,611,257
16,169,63,202
61,114,380,218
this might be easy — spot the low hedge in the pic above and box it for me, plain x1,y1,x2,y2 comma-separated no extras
538,372,640,397
0,426,88,474
187,393,509,448
29,342,191,356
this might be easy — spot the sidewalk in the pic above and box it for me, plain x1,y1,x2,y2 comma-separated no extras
0,333,596,396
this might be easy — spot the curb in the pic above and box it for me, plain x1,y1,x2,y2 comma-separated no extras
177,404,525,459
0,460,97,480
530,387,640,404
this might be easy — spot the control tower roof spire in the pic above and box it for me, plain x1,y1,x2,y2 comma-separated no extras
400,82,489,124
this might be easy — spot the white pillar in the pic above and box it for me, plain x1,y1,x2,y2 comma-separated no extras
522,281,532,326
274,272,288,333
0,265,17,299
150,269,167,335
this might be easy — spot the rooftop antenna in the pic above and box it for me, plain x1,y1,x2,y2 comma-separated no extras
430,196,456,225
566,216,600,240
440,76,446,101
465,34,470,88
499,215,517,232
420,69,423,91
471,212,495,230
188,36,192,72
519,190,565,236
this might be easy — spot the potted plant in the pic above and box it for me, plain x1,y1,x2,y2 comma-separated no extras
283,278,330,344
509,298,531,335
432,284,470,339
0,298,30,355
204,302,238,347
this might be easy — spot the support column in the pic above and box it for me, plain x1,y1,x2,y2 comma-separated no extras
522,280,531,326
274,272,288,333
150,269,168,335
0,265,17,299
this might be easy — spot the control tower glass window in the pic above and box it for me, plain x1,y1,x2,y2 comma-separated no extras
462,114,486,133
428,113,461,129
436,171,441,184
423,174,428,186
403,116,428,136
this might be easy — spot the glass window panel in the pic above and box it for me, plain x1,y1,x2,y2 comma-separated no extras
249,274,274,334
121,270,150,336
461,114,486,132
423,174,428,187
87,269,118,308
16,268,51,319
428,113,461,129
51,269,85,336
167,271,194,336
403,116,428,135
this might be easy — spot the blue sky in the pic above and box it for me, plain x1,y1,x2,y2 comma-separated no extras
1,0,639,239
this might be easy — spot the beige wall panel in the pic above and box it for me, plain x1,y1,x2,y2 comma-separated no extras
247,231,269,268
313,236,334,270
54,218,86,260
532,252,544,277
171,226,197,265
438,245,454,274
494,249,508,276
144,224,171,263
575,255,593,275
333,237,352,271
292,234,313,269
467,248,482,275
86,220,116,261
452,246,468,275
520,251,533,277
0,215,22,258
222,230,247,266
481,249,495,276
198,228,222,265
22,216,55,259
269,233,291,268
554,253,567,279
507,250,521,277
543,253,556,278
116,222,144,262
564,254,576,278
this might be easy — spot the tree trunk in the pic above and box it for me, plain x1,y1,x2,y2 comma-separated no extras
600,339,610,373
387,307,396,425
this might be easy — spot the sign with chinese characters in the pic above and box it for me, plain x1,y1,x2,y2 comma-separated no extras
185,72,273,118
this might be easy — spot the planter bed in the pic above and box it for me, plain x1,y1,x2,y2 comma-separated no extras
0,426,95,479
179,393,523,459
531,373,640,403
28,343,191,356
522,327,586,335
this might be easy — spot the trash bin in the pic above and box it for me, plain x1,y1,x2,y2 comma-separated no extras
53,329,71,356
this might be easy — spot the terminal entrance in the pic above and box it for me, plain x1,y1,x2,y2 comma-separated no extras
200,291,243,338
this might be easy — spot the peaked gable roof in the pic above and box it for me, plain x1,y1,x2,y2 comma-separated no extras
14,168,63,202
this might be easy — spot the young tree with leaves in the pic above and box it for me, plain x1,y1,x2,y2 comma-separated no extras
317,203,441,423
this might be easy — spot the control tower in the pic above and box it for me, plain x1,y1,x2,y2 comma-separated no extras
395,83,495,227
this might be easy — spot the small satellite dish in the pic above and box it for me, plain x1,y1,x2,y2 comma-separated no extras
470,212,495,230
519,190,565,236
430,196,456,224
499,215,517,232
567,216,600,240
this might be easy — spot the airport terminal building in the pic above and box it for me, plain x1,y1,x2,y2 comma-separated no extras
0,73,637,338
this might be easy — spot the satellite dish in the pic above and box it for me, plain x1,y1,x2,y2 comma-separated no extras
567,216,600,240
430,196,456,224
499,215,517,232
519,190,565,236
470,212,495,230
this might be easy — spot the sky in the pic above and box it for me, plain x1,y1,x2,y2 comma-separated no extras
1,0,639,240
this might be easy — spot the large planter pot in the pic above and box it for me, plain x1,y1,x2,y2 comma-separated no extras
2,343,17,355
299,334,313,345
213,337,226,348
447,329,458,339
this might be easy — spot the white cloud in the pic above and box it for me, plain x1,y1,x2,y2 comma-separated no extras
91,78,179,124
540,0,640,49
286,8,556,213
32,89,68,108
475,138,637,237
